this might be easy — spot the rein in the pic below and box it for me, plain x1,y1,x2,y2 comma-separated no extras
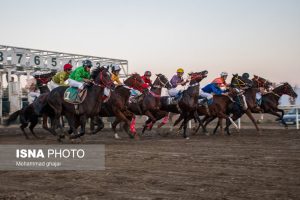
98,69,113,88
149,90,161,98
153,75,169,88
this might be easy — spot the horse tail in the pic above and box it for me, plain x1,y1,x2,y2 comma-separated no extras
5,110,21,126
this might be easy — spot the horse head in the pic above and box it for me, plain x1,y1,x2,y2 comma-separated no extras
230,73,250,88
153,74,172,89
189,70,208,84
91,66,115,90
252,75,272,90
124,73,147,92
275,82,298,99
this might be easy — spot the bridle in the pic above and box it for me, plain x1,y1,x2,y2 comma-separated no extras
272,83,296,98
232,76,246,88
253,76,269,88
153,75,170,89
93,68,113,89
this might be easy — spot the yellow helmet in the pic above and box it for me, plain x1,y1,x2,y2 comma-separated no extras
177,68,184,73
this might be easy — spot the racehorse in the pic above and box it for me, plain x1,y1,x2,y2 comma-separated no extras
252,75,273,90
47,66,114,140
92,73,147,139
125,74,173,134
170,71,208,139
5,71,55,139
257,82,297,127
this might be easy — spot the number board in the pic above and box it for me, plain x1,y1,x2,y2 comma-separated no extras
11,49,28,66
47,57,58,68
0,50,7,63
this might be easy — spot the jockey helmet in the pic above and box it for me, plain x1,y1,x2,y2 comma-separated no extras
112,64,121,72
83,60,93,68
220,72,228,77
144,71,152,76
63,63,73,71
177,68,184,73
242,73,250,79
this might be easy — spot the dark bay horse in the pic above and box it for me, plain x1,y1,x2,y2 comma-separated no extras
125,74,173,134
47,66,114,140
5,71,55,139
93,73,147,139
169,71,208,139
258,82,297,127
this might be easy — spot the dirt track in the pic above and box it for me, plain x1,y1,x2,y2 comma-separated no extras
0,127,300,200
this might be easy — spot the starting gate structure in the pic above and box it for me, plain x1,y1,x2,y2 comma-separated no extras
0,44,129,122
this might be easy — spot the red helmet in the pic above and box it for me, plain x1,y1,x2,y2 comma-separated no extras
144,71,151,76
64,63,73,71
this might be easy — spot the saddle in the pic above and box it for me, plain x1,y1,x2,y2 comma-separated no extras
64,87,87,104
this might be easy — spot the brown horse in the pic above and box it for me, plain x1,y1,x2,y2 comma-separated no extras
94,73,147,139
47,66,114,140
257,82,297,127
4,71,55,139
170,71,208,139
125,74,173,135
252,75,273,90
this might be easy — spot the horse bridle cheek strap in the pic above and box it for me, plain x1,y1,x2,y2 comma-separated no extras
99,70,113,88
155,76,169,88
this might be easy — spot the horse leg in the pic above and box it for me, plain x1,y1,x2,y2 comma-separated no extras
268,109,288,128
157,112,170,128
91,116,104,134
182,115,189,139
193,111,204,134
79,115,87,137
245,109,260,133
218,118,224,135
142,118,152,134
213,118,219,134
20,123,29,139
201,115,212,133
144,110,157,130
29,116,42,139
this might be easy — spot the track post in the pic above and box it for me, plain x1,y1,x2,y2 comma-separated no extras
296,108,299,130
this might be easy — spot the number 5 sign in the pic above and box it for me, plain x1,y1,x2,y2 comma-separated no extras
47,57,58,68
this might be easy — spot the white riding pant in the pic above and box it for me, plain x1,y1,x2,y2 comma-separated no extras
168,88,180,97
68,79,84,89
199,89,213,99
256,92,262,100
49,80,60,90
28,91,40,104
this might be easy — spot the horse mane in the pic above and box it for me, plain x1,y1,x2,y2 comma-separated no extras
91,66,105,80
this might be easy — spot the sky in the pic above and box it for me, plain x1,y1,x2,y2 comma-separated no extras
0,0,299,86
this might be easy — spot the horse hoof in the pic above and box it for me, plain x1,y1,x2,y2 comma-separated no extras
205,132,210,136
185,137,190,140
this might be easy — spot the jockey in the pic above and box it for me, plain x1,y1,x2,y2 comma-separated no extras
241,73,253,87
202,72,229,96
212,72,228,91
68,60,92,90
26,76,39,104
141,71,152,88
111,64,122,85
49,63,73,90
168,68,189,98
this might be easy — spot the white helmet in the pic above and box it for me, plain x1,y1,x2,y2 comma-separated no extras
111,64,121,72
220,72,228,77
